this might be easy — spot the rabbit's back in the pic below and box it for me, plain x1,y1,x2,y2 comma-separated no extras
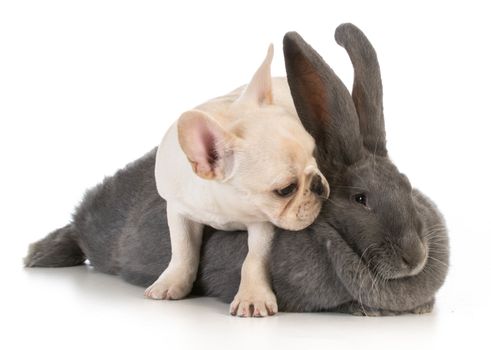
73,148,165,278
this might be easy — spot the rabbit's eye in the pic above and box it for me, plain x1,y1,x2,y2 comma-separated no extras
353,193,367,206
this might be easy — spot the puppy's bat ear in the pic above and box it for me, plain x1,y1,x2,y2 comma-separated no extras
178,110,236,180
236,44,274,105
283,32,363,171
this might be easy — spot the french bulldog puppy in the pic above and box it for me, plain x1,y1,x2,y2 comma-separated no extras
144,45,329,317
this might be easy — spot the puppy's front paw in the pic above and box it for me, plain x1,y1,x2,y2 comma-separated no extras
230,288,278,317
144,272,193,300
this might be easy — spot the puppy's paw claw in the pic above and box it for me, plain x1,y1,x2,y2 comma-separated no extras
144,277,191,300
144,283,170,300
229,291,278,317
266,301,278,315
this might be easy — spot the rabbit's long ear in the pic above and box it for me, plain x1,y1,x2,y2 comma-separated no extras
283,32,363,170
335,23,387,157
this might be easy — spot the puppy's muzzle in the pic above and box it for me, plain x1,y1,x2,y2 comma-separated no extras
310,174,329,199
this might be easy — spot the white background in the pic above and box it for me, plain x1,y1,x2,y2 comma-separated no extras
1,1,490,349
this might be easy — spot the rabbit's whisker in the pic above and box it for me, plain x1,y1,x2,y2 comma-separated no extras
326,198,347,208
332,185,367,191
427,256,449,268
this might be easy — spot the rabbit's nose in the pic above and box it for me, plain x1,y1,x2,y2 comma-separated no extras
402,253,418,269
401,239,427,275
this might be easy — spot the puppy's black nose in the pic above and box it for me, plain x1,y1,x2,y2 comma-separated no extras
310,175,325,197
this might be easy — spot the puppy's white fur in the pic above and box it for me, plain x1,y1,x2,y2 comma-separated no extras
145,45,329,317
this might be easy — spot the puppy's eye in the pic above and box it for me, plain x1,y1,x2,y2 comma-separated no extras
275,183,297,197
353,193,367,206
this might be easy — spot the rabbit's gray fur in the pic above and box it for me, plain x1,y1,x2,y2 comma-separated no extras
24,24,449,315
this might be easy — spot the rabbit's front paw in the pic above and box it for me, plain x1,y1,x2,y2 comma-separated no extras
410,298,435,314
144,270,193,300
229,286,278,317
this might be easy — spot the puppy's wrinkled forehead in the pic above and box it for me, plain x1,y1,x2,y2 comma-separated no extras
238,115,314,155
233,116,316,188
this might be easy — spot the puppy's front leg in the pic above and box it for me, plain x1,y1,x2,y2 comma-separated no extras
230,222,278,317
144,203,203,300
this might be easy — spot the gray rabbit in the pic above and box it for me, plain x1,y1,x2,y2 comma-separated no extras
24,24,449,315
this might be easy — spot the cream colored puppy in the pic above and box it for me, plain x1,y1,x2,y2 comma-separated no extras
145,45,329,317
